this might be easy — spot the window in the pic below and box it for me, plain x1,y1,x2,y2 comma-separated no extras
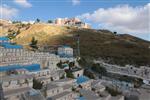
52,90,54,94
57,89,59,93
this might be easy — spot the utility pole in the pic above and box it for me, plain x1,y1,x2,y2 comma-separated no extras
0,83,4,100
76,34,80,58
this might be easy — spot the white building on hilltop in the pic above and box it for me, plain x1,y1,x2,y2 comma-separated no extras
55,18,91,28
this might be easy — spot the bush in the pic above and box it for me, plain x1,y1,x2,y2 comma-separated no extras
47,20,53,23
33,78,43,90
133,79,143,88
57,61,63,69
69,62,75,68
84,69,95,79
106,86,122,96
91,63,107,76
113,31,117,35
65,70,74,78
30,37,38,49
77,57,88,67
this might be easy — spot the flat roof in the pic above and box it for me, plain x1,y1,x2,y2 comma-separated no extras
1,74,33,82
24,90,46,100
53,78,73,83
76,76,89,84
0,64,41,72
76,96,87,100
4,87,32,97
109,95,124,100
2,44,23,49
0,37,9,41
79,89,100,100
59,45,71,48
62,84,72,90
46,83,59,90
49,91,72,99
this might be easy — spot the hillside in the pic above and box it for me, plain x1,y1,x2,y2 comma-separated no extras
0,21,150,67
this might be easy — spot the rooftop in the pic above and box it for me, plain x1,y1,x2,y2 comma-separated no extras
0,37,9,41
48,91,73,100
0,64,41,72
24,89,46,100
46,83,59,90
76,96,87,100
76,76,89,84
1,74,33,82
53,78,73,83
60,45,71,48
62,84,72,90
110,95,124,100
4,87,32,97
2,43,23,49
79,89,100,100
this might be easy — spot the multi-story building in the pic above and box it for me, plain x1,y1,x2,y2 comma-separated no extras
55,18,91,28
1,74,33,91
43,78,78,100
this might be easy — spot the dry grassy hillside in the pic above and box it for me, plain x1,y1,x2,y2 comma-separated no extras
1,20,150,67
0,19,24,36
14,24,76,45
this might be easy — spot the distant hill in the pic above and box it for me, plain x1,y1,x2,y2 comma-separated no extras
0,20,150,67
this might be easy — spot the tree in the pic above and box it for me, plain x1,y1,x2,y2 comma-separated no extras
51,77,54,81
65,70,74,78
91,63,107,76
69,62,75,69
7,32,16,39
16,29,20,35
84,69,95,79
47,20,53,23
12,21,21,24
33,78,43,90
105,86,122,96
133,78,143,88
36,18,40,23
113,31,117,35
30,37,38,49
57,61,63,69
8,29,13,32
77,57,87,67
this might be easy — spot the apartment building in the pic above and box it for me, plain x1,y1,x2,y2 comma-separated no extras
1,74,33,91
55,18,91,28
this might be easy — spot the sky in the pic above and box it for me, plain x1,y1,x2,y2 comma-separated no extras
0,0,150,41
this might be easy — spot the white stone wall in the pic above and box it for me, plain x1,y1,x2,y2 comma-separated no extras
72,69,84,78
0,48,60,70
46,87,63,97
2,76,33,91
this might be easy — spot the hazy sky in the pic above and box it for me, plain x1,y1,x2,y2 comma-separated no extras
1,0,150,41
